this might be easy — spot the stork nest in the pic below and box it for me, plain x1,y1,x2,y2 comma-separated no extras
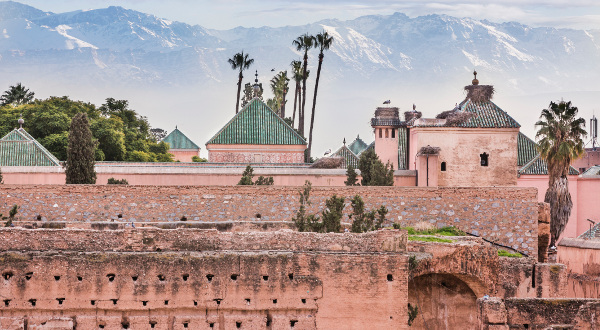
418,146,441,155
436,110,475,126
310,157,344,169
464,85,495,103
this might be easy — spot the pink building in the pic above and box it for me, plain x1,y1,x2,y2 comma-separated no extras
161,127,200,162
206,98,307,164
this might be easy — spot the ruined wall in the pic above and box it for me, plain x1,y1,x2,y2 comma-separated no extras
478,297,600,329
0,229,408,330
0,185,539,257
558,239,600,298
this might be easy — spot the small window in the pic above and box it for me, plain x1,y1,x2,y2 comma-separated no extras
441,162,446,171
379,128,382,138
480,153,489,167
392,129,395,138
385,128,389,138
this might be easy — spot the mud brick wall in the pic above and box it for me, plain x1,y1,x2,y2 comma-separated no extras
0,185,539,256
0,229,408,329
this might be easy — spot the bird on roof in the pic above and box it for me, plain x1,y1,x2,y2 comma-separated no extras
383,100,391,104
271,68,275,71
324,149,331,156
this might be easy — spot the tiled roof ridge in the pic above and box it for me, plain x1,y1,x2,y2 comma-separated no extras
0,128,61,166
163,127,200,150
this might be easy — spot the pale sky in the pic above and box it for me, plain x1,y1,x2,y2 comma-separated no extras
12,0,600,30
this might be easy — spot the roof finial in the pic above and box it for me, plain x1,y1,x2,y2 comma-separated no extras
472,70,479,85
413,103,416,111
343,137,346,145
18,113,24,129
252,70,261,98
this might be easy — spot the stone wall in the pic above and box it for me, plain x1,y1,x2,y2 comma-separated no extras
0,185,539,256
0,229,408,329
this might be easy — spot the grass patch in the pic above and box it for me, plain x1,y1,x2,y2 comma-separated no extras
408,236,453,243
497,249,522,258
394,225,466,236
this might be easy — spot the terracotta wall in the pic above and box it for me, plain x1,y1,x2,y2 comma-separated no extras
0,229,408,329
558,239,600,298
409,127,519,186
169,149,200,162
0,185,539,257
374,126,399,170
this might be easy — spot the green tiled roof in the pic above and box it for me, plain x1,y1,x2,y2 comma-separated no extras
162,128,199,150
331,145,359,169
348,135,368,155
517,132,579,176
454,99,521,128
207,98,307,145
0,128,61,166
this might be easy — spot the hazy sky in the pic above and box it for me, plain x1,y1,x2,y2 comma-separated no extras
13,0,600,30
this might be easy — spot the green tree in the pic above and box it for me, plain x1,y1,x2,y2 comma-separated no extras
535,100,587,247
1,83,34,106
269,71,289,117
292,33,315,138
238,165,254,185
38,132,69,161
192,156,207,162
0,167,3,184
322,195,344,233
65,113,96,184
345,165,359,186
228,51,254,114
255,176,274,185
358,149,394,186
91,117,126,161
292,181,322,232
307,30,334,160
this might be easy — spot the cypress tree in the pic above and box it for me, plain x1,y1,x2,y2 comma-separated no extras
65,113,96,184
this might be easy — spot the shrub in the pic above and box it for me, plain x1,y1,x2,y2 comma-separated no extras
3,204,18,227
0,167,3,184
344,165,359,186
107,178,129,185
408,236,453,243
498,249,523,258
255,176,274,185
238,165,254,185
322,195,345,233
192,156,207,162
349,195,387,233
358,149,393,186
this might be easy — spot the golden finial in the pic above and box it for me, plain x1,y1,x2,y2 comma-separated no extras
472,70,479,85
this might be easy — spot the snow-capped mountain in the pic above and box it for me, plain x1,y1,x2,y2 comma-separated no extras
0,1,598,154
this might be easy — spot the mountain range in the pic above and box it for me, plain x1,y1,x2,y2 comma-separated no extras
0,1,598,154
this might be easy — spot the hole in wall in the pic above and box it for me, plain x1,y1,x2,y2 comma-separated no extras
117,214,123,219
131,276,138,281
206,274,214,282
121,319,130,329
149,321,157,328
182,274,189,281
164,300,169,305
91,300,95,306
301,299,306,304
36,215,42,221
290,320,298,327
245,298,251,304
106,274,115,282
387,274,394,281
236,321,242,328
29,299,36,307
3,299,9,307
141,301,148,306
255,213,261,219
77,276,83,281
214,299,222,305
157,274,166,281
180,216,187,221
288,273,294,280
272,299,277,304
524,325,529,329
441,162,447,171
183,322,189,328
193,300,198,306
54,275,60,281
480,152,489,167
230,274,239,281
25,272,33,280
99,324,105,329
3,271,13,280
111,299,118,305
266,314,272,327
56,298,65,305
262,275,269,281
209,323,214,328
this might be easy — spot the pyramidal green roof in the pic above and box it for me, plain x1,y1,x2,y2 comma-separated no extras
0,128,61,166
517,132,579,176
456,99,521,128
348,135,368,155
207,98,307,145
332,144,359,169
162,127,199,150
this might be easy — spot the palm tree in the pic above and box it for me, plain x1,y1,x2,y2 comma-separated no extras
269,71,289,117
228,51,254,114
307,30,334,160
290,60,302,127
535,100,587,248
1,83,35,107
292,33,315,137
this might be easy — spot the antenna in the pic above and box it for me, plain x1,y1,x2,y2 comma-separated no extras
591,114,598,150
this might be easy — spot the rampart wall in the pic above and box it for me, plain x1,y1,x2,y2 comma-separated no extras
0,229,408,330
0,185,539,256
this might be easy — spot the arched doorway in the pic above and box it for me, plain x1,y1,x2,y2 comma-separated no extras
408,273,478,329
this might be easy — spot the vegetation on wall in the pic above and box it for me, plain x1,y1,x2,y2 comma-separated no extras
358,149,394,186
191,156,207,162
349,195,387,233
107,178,129,185
3,204,19,227
237,165,274,185
344,165,359,186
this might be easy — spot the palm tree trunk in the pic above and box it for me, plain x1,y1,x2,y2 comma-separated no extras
307,53,324,161
281,88,287,118
299,53,308,137
292,82,299,126
545,175,573,248
235,71,243,114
